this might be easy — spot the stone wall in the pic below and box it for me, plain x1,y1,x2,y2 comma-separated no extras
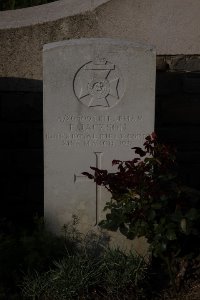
1,0,200,80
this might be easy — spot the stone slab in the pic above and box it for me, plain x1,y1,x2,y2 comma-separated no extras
43,38,156,252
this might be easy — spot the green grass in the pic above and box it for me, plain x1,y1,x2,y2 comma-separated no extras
21,248,150,300
1,216,199,299
0,217,150,299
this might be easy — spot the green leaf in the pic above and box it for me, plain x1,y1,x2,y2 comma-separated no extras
119,224,128,236
107,222,119,231
148,209,156,220
160,195,168,201
127,230,136,240
161,242,167,251
180,218,187,233
151,203,162,209
186,208,199,221
166,230,177,241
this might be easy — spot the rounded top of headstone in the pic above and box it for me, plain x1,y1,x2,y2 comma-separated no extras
43,38,156,53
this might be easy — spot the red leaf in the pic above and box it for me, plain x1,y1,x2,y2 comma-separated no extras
112,160,121,166
151,132,157,140
145,135,151,141
90,167,100,172
132,147,146,157
81,172,94,179
132,158,140,163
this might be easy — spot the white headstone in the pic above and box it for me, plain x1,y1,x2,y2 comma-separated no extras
43,38,156,252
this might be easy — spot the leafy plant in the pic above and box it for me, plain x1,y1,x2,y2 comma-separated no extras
83,133,200,288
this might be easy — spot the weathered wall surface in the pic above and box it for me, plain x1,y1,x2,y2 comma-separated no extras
1,0,200,79
0,14,99,80
97,0,200,55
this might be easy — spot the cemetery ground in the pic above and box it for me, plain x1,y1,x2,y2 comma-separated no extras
1,216,200,300
1,134,200,300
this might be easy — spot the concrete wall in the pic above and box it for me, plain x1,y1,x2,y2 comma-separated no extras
1,0,200,79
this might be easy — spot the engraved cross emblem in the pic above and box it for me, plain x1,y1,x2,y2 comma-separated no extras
73,58,124,109
74,152,103,226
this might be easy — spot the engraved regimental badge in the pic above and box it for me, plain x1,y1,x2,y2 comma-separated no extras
73,58,125,109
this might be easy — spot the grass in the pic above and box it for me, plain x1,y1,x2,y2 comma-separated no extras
21,247,150,300
1,216,200,299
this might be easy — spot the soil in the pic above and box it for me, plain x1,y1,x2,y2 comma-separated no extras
159,280,200,300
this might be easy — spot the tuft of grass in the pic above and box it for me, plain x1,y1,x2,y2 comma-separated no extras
1,216,150,299
101,248,149,299
21,244,150,300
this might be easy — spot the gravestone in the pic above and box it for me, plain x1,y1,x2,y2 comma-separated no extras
43,38,156,252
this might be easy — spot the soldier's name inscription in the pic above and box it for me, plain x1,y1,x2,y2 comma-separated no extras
46,113,146,148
